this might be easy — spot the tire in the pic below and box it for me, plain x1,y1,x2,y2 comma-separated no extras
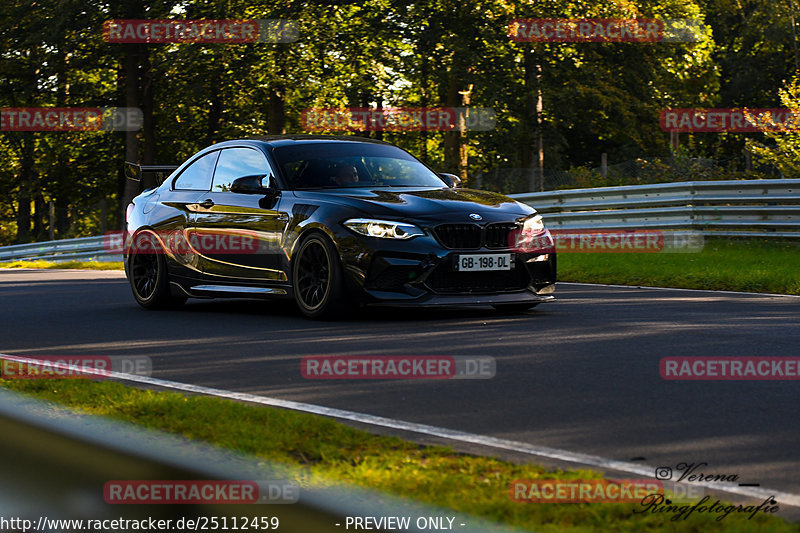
492,303,539,314
128,231,186,310
292,233,350,319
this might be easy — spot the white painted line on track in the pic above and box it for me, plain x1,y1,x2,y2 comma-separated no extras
559,282,800,298
2,353,799,509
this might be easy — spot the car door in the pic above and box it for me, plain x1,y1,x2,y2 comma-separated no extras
190,146,288,282
148,150,218,274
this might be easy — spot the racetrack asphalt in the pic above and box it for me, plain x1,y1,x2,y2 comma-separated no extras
2,268,799,504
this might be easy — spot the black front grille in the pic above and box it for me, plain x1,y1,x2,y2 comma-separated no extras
425,261,531,293
433,224,482,249
485,223,519,249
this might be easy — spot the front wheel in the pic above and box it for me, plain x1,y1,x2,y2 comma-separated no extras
128,231,186,310
292,234,350,319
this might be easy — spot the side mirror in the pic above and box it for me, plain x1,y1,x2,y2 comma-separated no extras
439,173,462,188
231,174,278,195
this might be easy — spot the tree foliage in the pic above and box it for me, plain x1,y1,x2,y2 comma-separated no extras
0,0,794,244
746,76,800,177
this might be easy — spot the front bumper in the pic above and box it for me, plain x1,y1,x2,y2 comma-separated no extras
339,232,557,306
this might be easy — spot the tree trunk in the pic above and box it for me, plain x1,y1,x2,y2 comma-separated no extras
141,45,157,189
56,204,70,236
374,96,384,141
268,86,286,134
33,192,46,240
268,65,287,134
121,45,141,225
358,94,371,138
118,0,145,228
443,75,461,174
444,75,472,182
14,133,35,243
205,74,222,147
522,48,544,192
458,85,472,183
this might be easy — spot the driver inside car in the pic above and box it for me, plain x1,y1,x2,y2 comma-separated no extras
333,164,359,186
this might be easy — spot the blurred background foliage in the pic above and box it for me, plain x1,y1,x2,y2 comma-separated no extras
0,0,798,243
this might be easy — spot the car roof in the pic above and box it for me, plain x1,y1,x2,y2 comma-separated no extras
212,135,393,149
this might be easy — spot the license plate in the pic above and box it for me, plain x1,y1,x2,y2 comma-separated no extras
455,254,512,272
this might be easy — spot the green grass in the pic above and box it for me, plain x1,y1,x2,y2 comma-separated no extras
558,238,800,295
0,379,795,532
0,260,124,270
1,239,798,296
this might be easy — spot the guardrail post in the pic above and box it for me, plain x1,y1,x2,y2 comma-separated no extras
600,153,607,179
48,201,55,241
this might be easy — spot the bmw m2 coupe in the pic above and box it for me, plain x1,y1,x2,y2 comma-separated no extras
123,136,556,318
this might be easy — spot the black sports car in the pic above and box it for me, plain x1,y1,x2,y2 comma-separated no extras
123,136,556,318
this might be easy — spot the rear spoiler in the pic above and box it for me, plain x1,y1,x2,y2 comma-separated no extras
124,161,179,185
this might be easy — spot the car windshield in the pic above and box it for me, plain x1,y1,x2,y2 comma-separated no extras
273,142,447,189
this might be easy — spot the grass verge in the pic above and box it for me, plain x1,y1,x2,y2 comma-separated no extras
558,238,800,295
0,378,794,532
2,239,798,296
0,260,124,270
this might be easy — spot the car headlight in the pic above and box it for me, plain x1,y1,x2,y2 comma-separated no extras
343,218,425,240
521,214,546,235
516,214,551,250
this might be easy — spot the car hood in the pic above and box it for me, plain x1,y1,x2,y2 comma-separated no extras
292,187,534,222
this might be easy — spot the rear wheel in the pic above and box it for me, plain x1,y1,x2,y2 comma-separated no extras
128,231,186,309
292,233,349,319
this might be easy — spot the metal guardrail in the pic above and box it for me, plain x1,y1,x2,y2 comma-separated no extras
510,178,800,237
0,384,517,533
0,235,121,262
1,178,798,264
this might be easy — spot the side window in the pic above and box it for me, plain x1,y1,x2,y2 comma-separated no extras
173,151,219,191
212,148,272,192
